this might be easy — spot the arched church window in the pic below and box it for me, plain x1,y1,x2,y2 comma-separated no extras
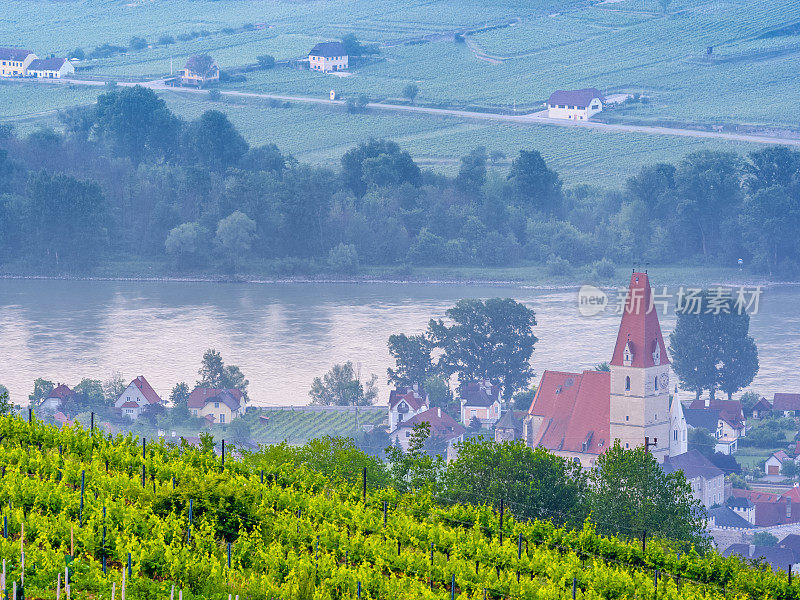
625,376,630,391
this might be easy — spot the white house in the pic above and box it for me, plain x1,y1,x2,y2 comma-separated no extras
766,450,791,476
669,394,688,457
308,41,348,73
0,47,37,77
389,407,465,457
661,449,724,508
388,386,428,431
26,57,74,79
459,381,501,429
114,376,164,420
546,88,604,120
39,383,76,414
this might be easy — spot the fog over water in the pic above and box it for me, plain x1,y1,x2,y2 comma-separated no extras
0,278,797,406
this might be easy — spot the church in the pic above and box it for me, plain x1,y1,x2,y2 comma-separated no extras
524,271,688,468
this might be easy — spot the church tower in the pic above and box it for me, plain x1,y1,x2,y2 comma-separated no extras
609,272,671,462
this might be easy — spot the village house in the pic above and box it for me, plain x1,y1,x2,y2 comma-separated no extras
751,396,772,419
707,506,754,531
765,450,791,475
661,449,724,508
546,88,604,120
524,271,687,468
459,381,501,429
727,497,756,525
732,488,800,527
723,543,798,573
180,55,219,87
0,47,37,77
494,410,524,442
27,57,74,79
308,42,348,73
773,393,800,417
389,407,465,459
683,406,740,455
39,383,76,413
187,387,245,425
689,397,746,439
388,386,428,431
114,376,164,420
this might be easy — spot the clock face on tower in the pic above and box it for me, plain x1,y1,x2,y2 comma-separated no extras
659,372,669,390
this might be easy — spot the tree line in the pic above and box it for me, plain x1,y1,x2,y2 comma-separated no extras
1,85,799,277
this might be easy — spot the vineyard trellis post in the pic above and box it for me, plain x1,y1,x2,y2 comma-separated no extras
90,412,94,432
572,577,577,599
127,553,131,579
228,542,232,569
362,467,367,504
499,498,504,545
188,499,193,542
79,471,85,527
222,440,225,468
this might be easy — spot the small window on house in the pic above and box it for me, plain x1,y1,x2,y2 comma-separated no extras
625,443,629,448
625,376,631,391
214,402,219,408
625,415,629,421
654,376,658,390
220,414,225,424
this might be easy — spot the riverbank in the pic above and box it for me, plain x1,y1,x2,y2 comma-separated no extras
0,261,779,288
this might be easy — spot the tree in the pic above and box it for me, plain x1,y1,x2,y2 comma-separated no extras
165,222,203,268
257,55,276,69
0,389,12,415
385,422,443,492
129,36,148,50
688,427,716,458
29,378,54,407
512,387,535,411
669,291,759,401
197,349,249,397
423,375,451,409
102,371,126,403
183,110,248,171
428,298,538,400
170,382,192,423
227,418,252,445
588,441,708,550
214,211,256,270
455,146,488,194
782,460,798,479
444,439,587,526
73,378,105,410
309,362,378,406
387,333,435,388
739,391,761,418
402,83,419,103
753,532,779,547
508,150,562,215
595,362,610,372
94,85,181,163
327,243,359,274
341,139,421,196
68,48,85,60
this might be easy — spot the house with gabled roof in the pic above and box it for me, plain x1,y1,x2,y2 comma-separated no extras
774,393,800,417
389,407,465,458
27,57,74,79
0,47,37,77
524,272,687,468
459,381,501,429
708,506,754,530
180,55,219,86
187,388,245,425
308,41,348,73
388,386,428,431
723,543,798,573
765,450,791,476
662,449,724,507
114,376,164,420
751,396,772,419
39,383,76,413
546,88,604,120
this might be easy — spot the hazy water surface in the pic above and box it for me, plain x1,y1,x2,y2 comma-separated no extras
0,278,797,406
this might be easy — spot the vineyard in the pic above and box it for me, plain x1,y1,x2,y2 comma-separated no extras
0,414,797,600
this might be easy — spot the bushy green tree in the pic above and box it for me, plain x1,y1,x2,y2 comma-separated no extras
387,333,434,388
309,362,377,406
197,349,249,397
29,378,54,407
214,211,256,270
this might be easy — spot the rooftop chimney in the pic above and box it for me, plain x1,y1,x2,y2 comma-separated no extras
437,407,441,418
704,396,710,408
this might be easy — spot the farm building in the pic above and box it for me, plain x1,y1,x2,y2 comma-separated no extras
308,42,348,73
114,376,165,420
0,47,36,77
547,88,604,120
27,57,74,79
180,55,219,86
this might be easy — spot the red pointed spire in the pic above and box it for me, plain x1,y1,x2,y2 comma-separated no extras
610,272,670,368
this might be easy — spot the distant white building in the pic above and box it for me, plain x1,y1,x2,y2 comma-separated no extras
308,41,348,73
114,376,164,420
27,57,74,79
388,386,428,431
547,88,604,120
459,381,501,429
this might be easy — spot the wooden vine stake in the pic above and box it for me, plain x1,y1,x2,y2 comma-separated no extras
111,582,116,600
170,584,174,600
70,526,74,557
56,572,61,600
121,567,126,600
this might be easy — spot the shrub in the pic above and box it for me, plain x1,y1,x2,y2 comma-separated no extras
590,258,616,280
545,254,572,276
327,243,359,274
257,55,276,69
68,48,85,60
407,229,446,265
158,35,175,45
208,89,222,102
129,36,148,51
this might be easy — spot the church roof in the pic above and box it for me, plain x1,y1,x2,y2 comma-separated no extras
528,369,610,456
610,272,670,368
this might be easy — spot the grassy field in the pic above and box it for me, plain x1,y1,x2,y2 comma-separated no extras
1,0,798,184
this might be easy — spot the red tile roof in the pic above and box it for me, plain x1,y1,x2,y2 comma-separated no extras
731,488,780,503
688,398,745,429
781,487,800,503
187,388,244,409
389,388,427,411
396,407,466,442
131,376,163,404
528,369,610,456
121,401,139,408
610,272,670,368
48,384,76,400
774,393,800,411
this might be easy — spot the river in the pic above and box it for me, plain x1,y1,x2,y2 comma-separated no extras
0,278,797,406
